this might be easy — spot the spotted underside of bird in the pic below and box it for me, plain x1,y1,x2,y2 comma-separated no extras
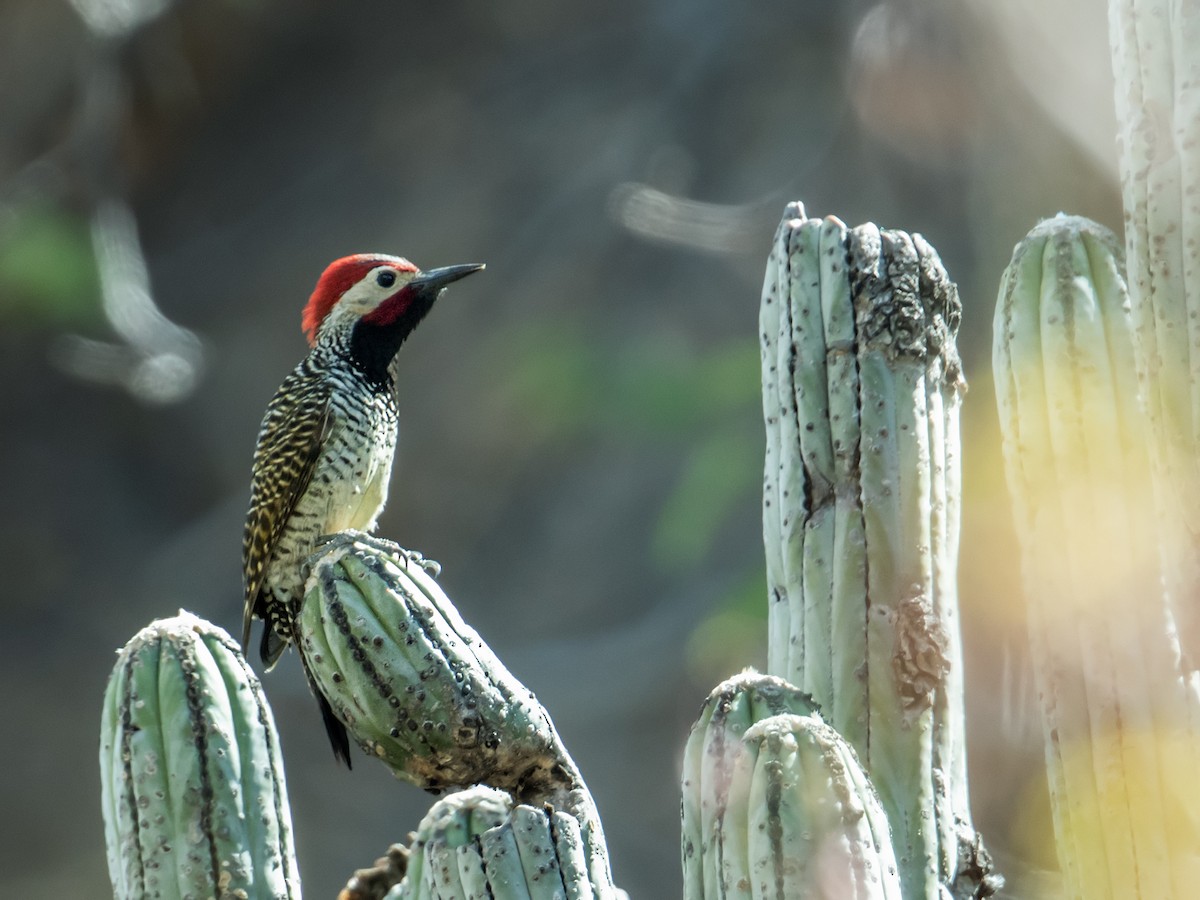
242,253,484,765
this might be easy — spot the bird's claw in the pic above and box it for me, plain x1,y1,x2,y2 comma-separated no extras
311,531,440,577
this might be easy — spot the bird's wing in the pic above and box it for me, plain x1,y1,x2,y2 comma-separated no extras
241,368,333,653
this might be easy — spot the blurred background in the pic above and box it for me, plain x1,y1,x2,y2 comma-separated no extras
0,0,1122,895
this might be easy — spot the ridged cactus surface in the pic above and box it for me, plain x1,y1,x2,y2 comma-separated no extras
297,531,618,893
385,785,621,900
681,671,902,899
993,214,1200,898
1110,0,1200,559
296,532,564,798
99,610,300,900
759,203,989,898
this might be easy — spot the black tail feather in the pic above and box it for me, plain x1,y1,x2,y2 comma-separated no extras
259,621,289,671
298,650,352,767
315,685,352,767
284,609,352,766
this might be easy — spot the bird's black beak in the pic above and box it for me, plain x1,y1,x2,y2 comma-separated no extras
411,263,486,295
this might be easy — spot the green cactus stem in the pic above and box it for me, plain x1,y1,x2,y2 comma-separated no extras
680,671,902,899
99,611,301,900
380,785,623,900
298,533,570,797
297,531,616,892
760,203,988,898
993,214,1200,898
296,533,559,793
1109,0,1200,662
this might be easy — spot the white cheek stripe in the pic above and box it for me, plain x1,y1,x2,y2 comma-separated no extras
318,266,418,340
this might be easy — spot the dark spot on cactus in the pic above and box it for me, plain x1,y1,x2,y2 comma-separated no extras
373,636,384,648
389,696,400,708
332,672,343,683
390,726,401,738
407,720,419,732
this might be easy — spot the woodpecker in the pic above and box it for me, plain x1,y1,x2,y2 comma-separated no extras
242,253,484,765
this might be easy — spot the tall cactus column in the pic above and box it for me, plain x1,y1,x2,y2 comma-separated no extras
1109,0,1200,664
993,215,1200,898
760,203,986,898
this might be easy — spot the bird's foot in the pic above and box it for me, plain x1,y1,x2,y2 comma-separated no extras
316,530,399,554
311,531,440,577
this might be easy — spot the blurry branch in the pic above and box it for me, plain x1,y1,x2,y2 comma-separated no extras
67,0,175,38
609,182,764,255
51,200,203,404
1,0,203,404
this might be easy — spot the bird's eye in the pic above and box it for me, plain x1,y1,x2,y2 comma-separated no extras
376,270,396,288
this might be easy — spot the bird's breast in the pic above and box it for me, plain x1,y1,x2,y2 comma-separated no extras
319,386,398,533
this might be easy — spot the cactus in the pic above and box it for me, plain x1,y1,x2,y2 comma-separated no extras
1110,0,1200,554
681,671,902,899
993,213,1200,896
1109,0,1200,667
99,611,300,900
100,571,620,900
756,204,988,899
296,531,617,895
381,785,620,900
295,531,567,799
